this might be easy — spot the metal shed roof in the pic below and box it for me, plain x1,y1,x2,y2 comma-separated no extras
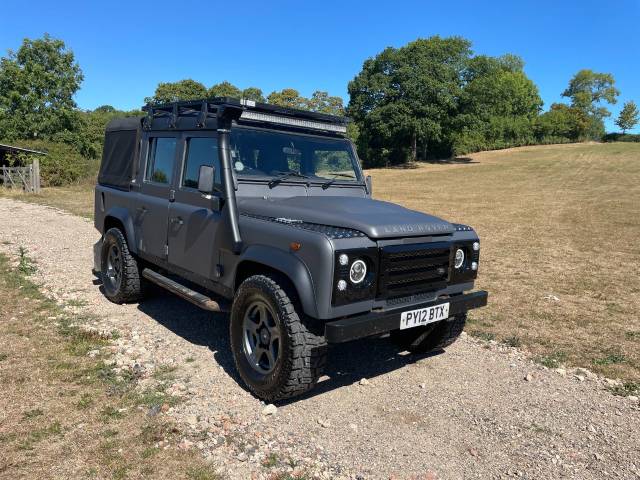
0,143,47,155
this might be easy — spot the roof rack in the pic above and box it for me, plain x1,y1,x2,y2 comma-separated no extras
141,97,348,134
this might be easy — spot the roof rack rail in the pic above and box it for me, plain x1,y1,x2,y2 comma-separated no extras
141,97,348,133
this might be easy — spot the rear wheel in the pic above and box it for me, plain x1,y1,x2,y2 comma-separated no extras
101,227,144,304
230,274,327,401
391,313,467,354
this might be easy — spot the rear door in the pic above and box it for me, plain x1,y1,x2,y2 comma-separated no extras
136,135,179,261
167,133,223,279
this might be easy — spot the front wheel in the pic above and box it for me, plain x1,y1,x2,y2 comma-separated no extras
230,274,327,401
390,313,467,354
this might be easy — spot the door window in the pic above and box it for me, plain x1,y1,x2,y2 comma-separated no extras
182,137,221,188
145,137,177,184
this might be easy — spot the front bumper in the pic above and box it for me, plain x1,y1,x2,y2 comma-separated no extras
324,290,488,343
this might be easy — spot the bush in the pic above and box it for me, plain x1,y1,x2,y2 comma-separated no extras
603,133,640,143
2,139,97,186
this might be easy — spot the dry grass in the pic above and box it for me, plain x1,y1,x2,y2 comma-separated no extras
0,180,95,219
0,252,224,479
369,142,640,381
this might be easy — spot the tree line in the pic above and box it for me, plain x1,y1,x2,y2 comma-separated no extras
144,80,345,117
0,34,638,184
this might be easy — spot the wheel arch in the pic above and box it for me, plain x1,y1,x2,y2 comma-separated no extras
233,245,318,318
103,207,137,254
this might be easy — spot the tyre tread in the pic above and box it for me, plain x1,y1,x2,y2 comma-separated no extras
231,274,327,401
102,228,143,304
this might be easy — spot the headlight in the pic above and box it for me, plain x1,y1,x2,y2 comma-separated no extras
349,259,367,284
333,249,378,306
454,248,465,269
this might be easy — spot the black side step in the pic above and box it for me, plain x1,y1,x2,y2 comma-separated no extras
142,269,228,312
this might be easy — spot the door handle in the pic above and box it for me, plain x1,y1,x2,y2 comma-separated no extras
137,206,147,214
170,217,184,226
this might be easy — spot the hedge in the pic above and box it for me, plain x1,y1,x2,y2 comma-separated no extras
1,139,98,187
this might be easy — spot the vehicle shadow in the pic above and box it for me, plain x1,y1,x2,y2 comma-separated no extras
423,156,478,164
135,292,442,403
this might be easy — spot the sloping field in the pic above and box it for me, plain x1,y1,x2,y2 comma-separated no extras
370,142,640,382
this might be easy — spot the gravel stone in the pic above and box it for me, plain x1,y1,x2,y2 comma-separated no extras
262,404,278,416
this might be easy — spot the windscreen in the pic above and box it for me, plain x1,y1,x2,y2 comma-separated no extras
229,128,361,183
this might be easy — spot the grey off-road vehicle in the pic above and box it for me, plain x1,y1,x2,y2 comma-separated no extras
94,97,487,401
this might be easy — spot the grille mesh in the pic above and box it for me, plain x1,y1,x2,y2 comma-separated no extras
377,242,451,299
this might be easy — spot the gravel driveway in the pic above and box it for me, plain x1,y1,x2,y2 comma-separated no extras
1,197,639,479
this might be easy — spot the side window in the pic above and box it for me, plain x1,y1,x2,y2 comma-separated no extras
145,137,177,184
182,137,221,188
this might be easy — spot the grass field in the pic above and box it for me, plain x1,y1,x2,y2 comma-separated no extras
2,142,639,383
0,181,95,219
371,142,640,383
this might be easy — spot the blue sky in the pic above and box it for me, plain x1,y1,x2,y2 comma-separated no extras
2,0,639,132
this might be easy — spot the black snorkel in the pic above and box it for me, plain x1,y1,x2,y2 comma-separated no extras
216,102,244,254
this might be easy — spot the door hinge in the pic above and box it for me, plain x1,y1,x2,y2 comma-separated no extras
164,244,169,256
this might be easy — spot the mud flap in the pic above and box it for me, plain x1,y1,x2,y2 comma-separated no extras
92,237,103,276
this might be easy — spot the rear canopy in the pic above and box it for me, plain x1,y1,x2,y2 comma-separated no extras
98,117,143,190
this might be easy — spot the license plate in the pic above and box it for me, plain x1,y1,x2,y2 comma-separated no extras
400,303,450,330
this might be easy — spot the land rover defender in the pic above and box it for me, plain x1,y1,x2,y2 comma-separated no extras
94,97,488,401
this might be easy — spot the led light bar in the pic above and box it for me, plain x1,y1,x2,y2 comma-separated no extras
239,110,347,133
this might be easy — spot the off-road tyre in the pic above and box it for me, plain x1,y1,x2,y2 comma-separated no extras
101,227,144,304
391,313,467,354
230,274,327,402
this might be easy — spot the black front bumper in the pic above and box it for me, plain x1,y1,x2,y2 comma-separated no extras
324,290,488,343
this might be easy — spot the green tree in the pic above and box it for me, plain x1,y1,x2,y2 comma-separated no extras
561,69,619,139
348,36,471,165
208,81,242,98
452,54,542,154
615,100,639,133
145,79,207,104
306,91,344,116
241,87,265,103
535,103,590,142
267,88,308,109
0,34,83,140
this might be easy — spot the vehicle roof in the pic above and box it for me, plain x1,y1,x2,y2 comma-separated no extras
105,116,144,132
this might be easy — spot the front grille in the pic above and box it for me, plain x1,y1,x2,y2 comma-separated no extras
377,242,451,300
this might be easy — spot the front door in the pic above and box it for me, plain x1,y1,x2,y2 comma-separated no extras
136,135,179,260
167,133,223,280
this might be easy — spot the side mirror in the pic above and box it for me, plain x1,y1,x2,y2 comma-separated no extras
365,175,373,195
198,165,215,194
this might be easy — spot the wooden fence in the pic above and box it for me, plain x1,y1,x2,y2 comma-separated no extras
0,159,41,193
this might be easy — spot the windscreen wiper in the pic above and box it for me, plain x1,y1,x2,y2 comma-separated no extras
268,171,311,189
321,172,357,190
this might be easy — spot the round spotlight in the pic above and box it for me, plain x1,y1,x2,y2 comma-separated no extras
349,259,367,284
471,261,478,271
473,241,480,251
338,253,349,266
337,279,347,291
454,249,465,269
